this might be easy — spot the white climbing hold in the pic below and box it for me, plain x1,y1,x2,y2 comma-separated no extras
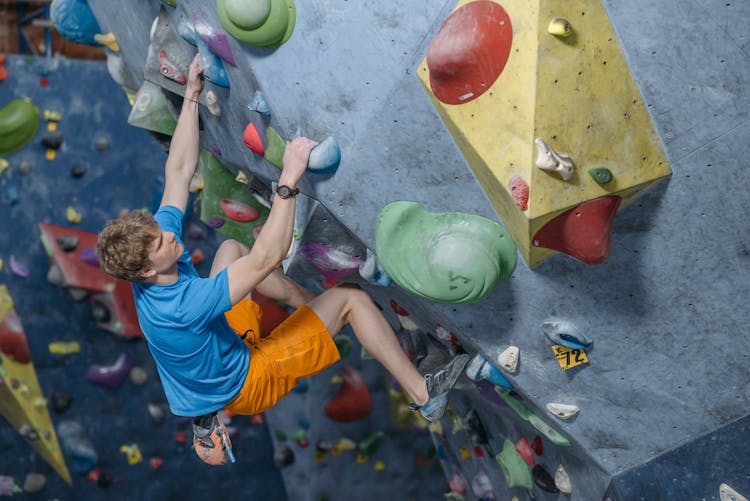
497,346,519,373
546,402,580,420
548,18,573,37
720,483,748,501
396,313,419,332
535,137,574,180
555,464,573,494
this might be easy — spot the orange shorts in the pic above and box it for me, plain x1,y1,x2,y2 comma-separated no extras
223,298,340,415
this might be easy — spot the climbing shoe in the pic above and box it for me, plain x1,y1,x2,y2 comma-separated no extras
411,353,470,422
193,412,235,466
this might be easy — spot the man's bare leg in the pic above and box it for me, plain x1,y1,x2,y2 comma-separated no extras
209,239,313,307
306,285,429,407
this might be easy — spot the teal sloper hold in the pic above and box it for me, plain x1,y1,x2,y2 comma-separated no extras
307,136,341,174
195,33,229,88
374,201,517,304
248,90,271,116
495,440,532,489
50,0,102,46
217,0,296,48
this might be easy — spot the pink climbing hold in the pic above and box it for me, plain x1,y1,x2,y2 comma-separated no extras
324,365,372,422
509,175,529,211
243,123,264,155
158,49,187,85
427,0,513,105
532,195,622,265
219,198,260,222
514,436,535,467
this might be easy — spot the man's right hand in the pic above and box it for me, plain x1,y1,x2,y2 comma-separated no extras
279,137,318,188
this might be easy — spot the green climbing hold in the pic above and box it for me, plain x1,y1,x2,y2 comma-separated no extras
495,440,532,489
375,202,517,304
265,127,285,169
127,81,177,136
217,0,296,48
494,387,534,421
358,431,384,455
334,335,352,357
0,98,39,155
588,167,613,185
161,0,176,6
528,414,571,446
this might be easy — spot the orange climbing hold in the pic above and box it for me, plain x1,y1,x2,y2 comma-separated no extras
324,365,372,422
243,122,264,155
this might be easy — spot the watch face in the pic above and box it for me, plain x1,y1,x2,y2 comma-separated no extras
278,186,290,198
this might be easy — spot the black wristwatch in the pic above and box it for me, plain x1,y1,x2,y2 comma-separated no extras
276,184,299,199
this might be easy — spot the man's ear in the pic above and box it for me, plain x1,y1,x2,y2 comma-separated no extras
139,267,156,279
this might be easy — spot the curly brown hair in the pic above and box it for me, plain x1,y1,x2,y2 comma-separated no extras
97,210,160,283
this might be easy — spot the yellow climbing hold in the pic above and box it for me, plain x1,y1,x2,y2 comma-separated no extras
0,158,9,175
0,257,3,272
235,171,249,184
119,443,143,465
374,460,385,471
94,32,120,52
47,122,57,132
66,207,82,224
330,375,343,384
459,445,471,460
44,110,62,122
48,341,81,355
189,175,204,192
356,453,368,464
45,149,56,160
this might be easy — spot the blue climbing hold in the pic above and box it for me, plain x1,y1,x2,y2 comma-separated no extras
50,0,103,46
307,136,341,174
247,90,271,116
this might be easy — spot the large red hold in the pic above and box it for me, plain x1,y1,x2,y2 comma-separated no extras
427,0,513,104
324,365,372,422
0,309,31,364
532,196,622,265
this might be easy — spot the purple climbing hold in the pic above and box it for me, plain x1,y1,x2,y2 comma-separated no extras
206,217,226,228
209,144,222,156
9,255,29,277
86,353,134,389
193,11,237,67
80,247,100,267
298,241,364,281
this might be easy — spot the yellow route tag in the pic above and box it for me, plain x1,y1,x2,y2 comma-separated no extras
552,345,589,371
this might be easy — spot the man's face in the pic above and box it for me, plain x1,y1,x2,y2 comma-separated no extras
145,226,183,275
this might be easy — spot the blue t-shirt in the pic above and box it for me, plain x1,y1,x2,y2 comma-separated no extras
133,205,249,416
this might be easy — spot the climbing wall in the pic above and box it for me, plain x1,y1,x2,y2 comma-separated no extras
76,0,750,499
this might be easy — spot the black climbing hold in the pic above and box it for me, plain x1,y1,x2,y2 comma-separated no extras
273,444,295,468
91,300,111,323
97,471,113,487
532,464,559,493
41,133,63,150
70,164,86,178
57,235,79,252
51,391,73,414
466,409,489,445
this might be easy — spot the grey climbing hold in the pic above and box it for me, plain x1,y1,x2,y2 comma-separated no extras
147,403,166,423
273,444,295,467
70,164,86,178
57,235,79,252
498,346,519,373
555,464,573,494
720,483,748,501
18,161,30,174
129,366,148,386
546,402,580,420
94,136,109,151
22,473,45,493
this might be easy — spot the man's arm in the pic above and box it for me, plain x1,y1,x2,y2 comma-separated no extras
225,137,317,305
160,54,204,213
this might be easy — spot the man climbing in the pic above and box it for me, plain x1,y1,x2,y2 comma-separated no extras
96,55,469,466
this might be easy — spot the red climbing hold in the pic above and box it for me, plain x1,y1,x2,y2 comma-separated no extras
532,195,622,265
0,309,31,364
509,175,529,211
243,122,264,155
220,198,260,222
514,436,535,467
531,435,543,455
324,365,372,422
252,291,290,338
427,0,513,105
389,299,409,317
158,49,187,85
0,54,7,81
